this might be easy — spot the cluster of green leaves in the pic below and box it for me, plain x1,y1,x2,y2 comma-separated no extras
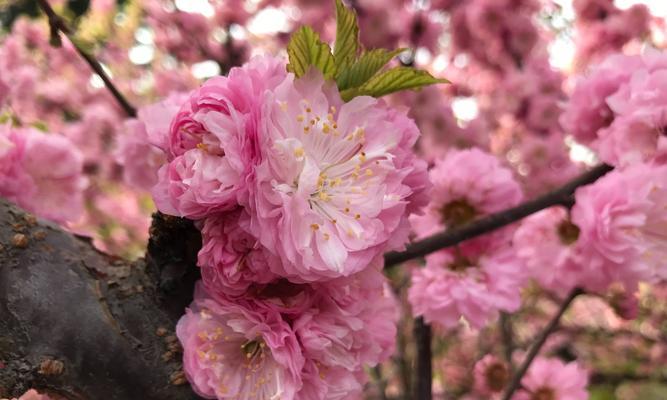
286,0,448,102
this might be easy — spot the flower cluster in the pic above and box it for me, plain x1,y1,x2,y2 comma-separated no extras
517,51,667,296
572,0,651,68
561,52,667,167
177,266,398,399
147,55,429,399
515,165,667,296
408,148,525,329
472,355,510,398
448,0,540,72
0,124,85,223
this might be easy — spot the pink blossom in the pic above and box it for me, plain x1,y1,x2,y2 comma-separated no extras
295,266,398,371
596,52,667,166
248,70,429,281
560,54,643,145
198,209,279,296
63,102,123,179
573,0,616,22
514,207,583,295
0,125,33,203
147,2,222,63
571,0,650,66
410,148,523,252
176,283,304,400
408,247,524,329
298,361,364,400
513,358,588,400
510,133,582,197
214,0,252,26
20,130,86,222
293,266,397,398
571,163,667,291
0,125,86,223
473,355,510,396
115,93,189,191
357,0,406,49
177,266,398,400
450,0,539,71
153,55,287,218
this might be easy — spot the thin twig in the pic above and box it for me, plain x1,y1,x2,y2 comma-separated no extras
384,164,613,267
499,312,514,371
371,365,389,400
36,0,137,117
500,288,583,400
414,317,432,400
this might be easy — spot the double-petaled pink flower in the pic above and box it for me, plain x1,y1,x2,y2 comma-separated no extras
513,358,588,400
408,148,525,329
248,70,429,280
152,56,287,218
178,267,398,400
176,283,304,400
0,124,86,223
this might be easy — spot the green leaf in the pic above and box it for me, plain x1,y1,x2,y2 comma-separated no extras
333,0,360,69
286,26,337,79
336,48,405,91
350,67,449,99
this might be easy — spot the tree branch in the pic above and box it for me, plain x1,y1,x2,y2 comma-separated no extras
414,317,432,400
36,0,137,118
0,200,201,399
500,288,583,400
370,365,388,400
384,164,613,267
499,312,514,371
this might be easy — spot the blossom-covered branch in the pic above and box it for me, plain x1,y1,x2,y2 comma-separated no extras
384,164,613,267
36,0,137,117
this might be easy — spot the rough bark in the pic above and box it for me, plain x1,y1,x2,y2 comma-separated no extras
0,200,203,400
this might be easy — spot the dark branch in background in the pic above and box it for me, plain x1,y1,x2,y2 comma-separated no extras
500,288,584,400
414,318,432,400
499,313,514,371
36,0,137,117
589,371,667,385
385,164,613,267
370,365,388,400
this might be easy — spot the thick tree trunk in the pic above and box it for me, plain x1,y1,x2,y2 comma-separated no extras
0,199,203,400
